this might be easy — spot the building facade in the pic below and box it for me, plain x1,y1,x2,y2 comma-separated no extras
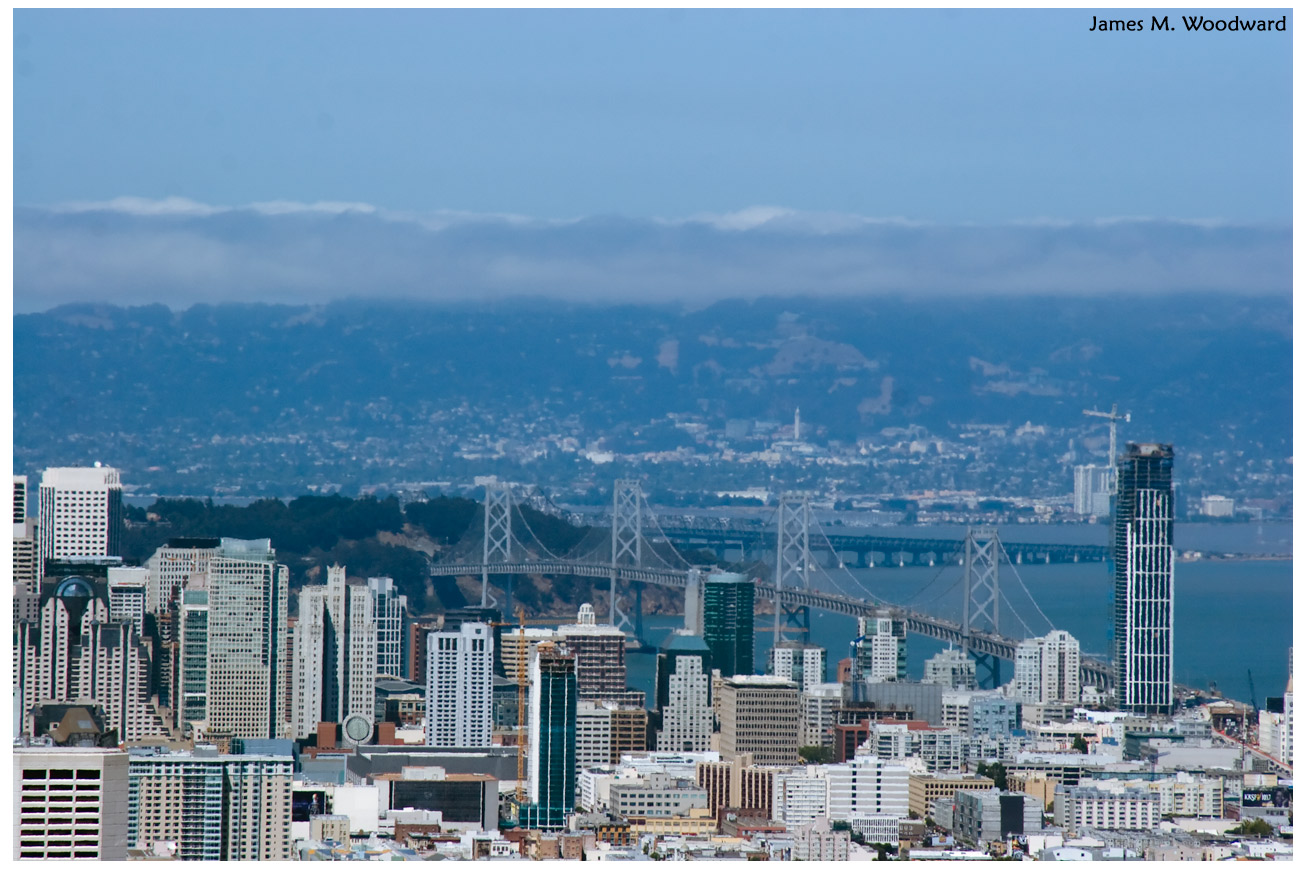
37,466,124,581
144,537,219,614
768,641,827,693
524,643,578,830
718,675,800,766
367,576,408,680
825,754,910,821
703,573,754,678
854,614,907,682
924,648,978,690
1014,630,1081,706
426,621,494,748
655,633,713,753
14,743,130,860
292,564,377,740
557,604,630,701
1112,443,1175,715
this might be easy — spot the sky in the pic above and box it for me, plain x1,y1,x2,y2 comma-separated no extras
11,8,1293,310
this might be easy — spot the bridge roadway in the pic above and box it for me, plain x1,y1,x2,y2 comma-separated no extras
655,525,1109,566
430,560,1115,690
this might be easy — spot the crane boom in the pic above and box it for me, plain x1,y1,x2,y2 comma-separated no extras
1083,403,1131,490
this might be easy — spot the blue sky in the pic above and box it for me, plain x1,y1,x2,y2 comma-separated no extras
11,9,1292,310
14,8,1291,222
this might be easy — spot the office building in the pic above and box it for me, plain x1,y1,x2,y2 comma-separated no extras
695,753,778,816
557,603,630,701
126,746,294,860
36,466,124,582
772,767,830,827
655,632,713,753
367,576,408,679
703,572,754,677
768,640,827,692
177,576,209,734
951,790,1042,845
205,538,289,739
718,675,800,766
825,754,910,821
292,564,376,740
854,614,907,682
1112,443,1175,715
144,537,219,614
1073,465,1112,517
499,626,559,684
13,742,130,860
1053,785,1161,834
792,817,850,860
924,648,978,690
524,643,577,830
609,773,708,818
908,773,997,820
106,566,148,636
1014,630,1081,706
382,767,499,832
16,573,167,741
801,682,842,748
14,474,38,613
426,621,494,748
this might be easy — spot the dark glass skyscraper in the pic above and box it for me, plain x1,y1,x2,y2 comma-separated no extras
703,573,754,677
1112,442,1175,715
522,643,576,830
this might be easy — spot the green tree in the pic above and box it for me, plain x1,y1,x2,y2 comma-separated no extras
1071,735,1089,754
1231,818,1274,837
799,745,834,764
977,762,1008,790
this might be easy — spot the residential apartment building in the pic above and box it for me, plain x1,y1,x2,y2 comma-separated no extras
825,754,910,821
13,742,129,860
1014,630,1081,706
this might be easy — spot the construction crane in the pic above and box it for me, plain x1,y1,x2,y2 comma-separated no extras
1083,403,1130,490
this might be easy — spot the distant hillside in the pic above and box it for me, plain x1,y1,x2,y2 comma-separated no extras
14,294,1291,503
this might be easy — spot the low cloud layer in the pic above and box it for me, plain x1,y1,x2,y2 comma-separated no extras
14,199,1290,312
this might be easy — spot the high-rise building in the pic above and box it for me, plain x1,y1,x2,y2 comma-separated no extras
557,603,632,701
367,576,409,679
16,571,167,742
801,683,843,748
923,648,978,690
407,619,441,687
854,614,906,682
825,754,910,821
1112,442,1175,715
655,632,713,753
703,573,754,677
13,474,38,612
106,566,148,636
1014,630,1081,706
292,564,376,740
1282,651,1293,768
126,746,294,861
523,643,577,831
37,466,124,580
718,675,801,766
426,621,494,748
205,538,289,739
14,742,130,860
144,537,219,614
768,641,827,692
177,576,209,735
1073,465,1112,517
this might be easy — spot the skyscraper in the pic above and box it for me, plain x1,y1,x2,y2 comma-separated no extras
367,576,409,679
426,621,494,748
523,642,577,831
1014,629,1081,706
703,572,754,677
1112,442,1175,715
854,614,906,682
718,675,800,766
144,537,219,614
37,465,124,580
768,640,827,692
14,743,130,860
556,603,631,701
205,538,289,740
177,576,209,735
292,564,376,740
655,631,713,753
13,474,38,614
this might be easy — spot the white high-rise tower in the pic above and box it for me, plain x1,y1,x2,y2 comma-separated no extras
292,565,376,740
1013,629,1082,705
37,465,124,580
425,621,494,748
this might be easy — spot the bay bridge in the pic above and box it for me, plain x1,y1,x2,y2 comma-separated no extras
429,480,1116,692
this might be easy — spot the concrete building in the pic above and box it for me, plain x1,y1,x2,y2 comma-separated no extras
126,746,294,860
367,576,409,680
205,538,289,739
609,773,708,818
655,632,713,753
696,754,779,816
1014,630,1081,706
381,767,499,833
575,701,648,770
703,573,754,677
718,675,800,766
854,614,906,682
801,682,842,748
13,474,38,618
951,789,1042,845
1199,494,1235,518
499,626,558,684
106,566,147,636
425,621,493,748
176,576,209,734
294,565,377,741
16,572,167,742
908,772,996,819
1112,443,1175,715
768,641,827,692
37,466,124,580
1053,785,1161,834
14,742,130,860
825,754,910,821
772,767,829,827
144,537,218,614
557,603,631,701
923,648,977,690
1073,465,1112,517
970,694,1021,738
792,817,850,860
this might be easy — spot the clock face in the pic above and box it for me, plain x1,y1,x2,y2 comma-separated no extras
343,714,371,743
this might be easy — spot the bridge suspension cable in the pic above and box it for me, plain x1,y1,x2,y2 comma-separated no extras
995,539,1058,635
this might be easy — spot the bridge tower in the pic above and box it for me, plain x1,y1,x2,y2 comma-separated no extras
961,526,1002,689
610,479,642,633
774,492,813,645
482,483,514,607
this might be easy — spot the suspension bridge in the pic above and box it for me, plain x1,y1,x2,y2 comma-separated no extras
428,480,1116,692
